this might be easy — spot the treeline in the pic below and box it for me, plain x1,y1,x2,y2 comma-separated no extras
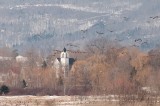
0,38,160,96
62,38,160,95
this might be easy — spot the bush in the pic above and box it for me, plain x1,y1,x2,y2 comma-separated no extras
0,85,9,95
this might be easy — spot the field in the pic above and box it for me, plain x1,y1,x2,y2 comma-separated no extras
0,95,160,106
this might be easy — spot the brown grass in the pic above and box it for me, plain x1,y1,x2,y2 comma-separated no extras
0,95,160,106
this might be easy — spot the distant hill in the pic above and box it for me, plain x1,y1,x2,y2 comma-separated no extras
0,0,160,52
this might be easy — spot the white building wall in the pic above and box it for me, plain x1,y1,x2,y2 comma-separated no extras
54,59,60,78
61,58,69,77
61,58,69,67
16,55,28,63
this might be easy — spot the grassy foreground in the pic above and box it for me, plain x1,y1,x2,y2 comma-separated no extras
0,95,160,106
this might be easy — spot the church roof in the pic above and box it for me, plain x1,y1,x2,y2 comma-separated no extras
57,58,61,62
69,58,75,65
56,58,75,66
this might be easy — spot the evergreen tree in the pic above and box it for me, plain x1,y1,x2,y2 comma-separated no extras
0,85,9,95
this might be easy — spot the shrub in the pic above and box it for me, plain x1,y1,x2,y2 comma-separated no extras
0,85,9,95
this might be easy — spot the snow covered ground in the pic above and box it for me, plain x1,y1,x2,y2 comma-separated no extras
0,95,159,106
0,95,119,106
0,95,116,106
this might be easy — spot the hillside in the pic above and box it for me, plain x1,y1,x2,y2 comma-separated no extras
0,0,160,52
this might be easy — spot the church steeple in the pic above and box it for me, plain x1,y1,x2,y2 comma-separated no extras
61,47,69,58
63,47,66,52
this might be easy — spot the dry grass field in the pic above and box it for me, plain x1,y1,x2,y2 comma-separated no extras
0,95,159,106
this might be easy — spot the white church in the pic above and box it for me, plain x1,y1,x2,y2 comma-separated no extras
54,48,75,78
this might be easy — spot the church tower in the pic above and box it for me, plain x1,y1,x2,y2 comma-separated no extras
60,47,69,77
54,47,75,78
60,48,69,66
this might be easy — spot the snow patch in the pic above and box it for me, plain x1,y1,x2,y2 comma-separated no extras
54,4,107,13
79,21,96,30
